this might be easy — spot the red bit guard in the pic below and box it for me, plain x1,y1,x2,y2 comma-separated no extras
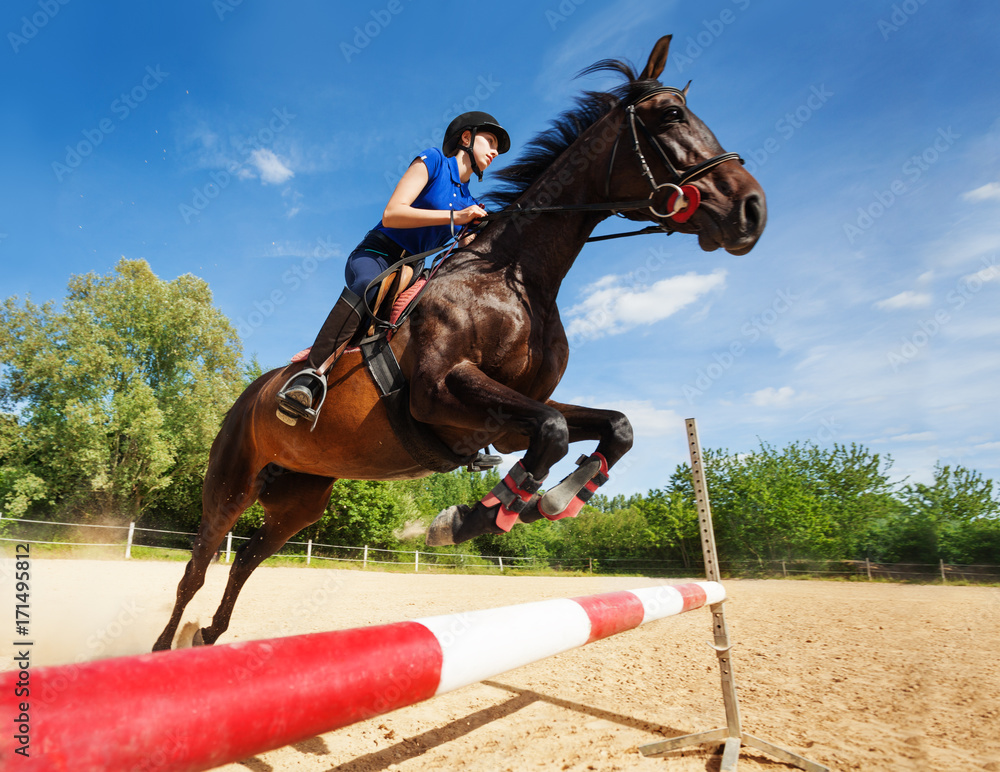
668,184,701,222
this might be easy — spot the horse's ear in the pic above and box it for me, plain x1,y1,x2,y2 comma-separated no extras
640,35,672,81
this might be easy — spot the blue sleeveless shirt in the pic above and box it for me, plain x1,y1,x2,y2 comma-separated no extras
374,147,480,255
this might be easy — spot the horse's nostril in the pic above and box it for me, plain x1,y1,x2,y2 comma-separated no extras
743,193,765,234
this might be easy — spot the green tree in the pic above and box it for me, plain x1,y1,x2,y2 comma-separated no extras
877,464,1000,563
670,441,897,562
634,487,700,567
0,258,243,522
308,480,405,549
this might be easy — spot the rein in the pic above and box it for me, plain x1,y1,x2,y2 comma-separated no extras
359,88,743,335
485,86,743,242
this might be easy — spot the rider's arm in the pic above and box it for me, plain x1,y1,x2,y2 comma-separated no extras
382,159,485,229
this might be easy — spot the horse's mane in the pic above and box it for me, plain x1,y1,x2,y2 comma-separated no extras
484,58,663,211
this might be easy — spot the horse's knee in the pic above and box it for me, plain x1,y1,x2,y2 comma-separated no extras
524,410,569,473
606,411,634,456
540,410,569,451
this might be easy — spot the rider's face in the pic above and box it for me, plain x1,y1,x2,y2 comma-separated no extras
463,131,499,171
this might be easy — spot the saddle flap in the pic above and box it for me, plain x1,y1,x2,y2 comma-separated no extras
367,264,416,337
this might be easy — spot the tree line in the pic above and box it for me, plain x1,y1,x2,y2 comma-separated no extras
2,260,998,566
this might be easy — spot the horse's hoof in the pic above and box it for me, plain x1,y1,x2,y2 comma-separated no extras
426,505,464,546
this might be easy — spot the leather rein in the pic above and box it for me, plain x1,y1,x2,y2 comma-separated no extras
361,88,744,333
485,86,744,242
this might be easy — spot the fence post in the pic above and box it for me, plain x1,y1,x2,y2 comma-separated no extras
125,522,135,560
307,539,312,566
226,532,233,563
781,560,787,578
498,555,503,572
415,550,420,573
589,557,593,573
940,559,946,583
363,545,368,570
866,557,872,581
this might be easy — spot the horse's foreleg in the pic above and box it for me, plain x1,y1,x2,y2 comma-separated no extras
417,364,571,546
197,472,335,646
493,400,634,465
517,400,633,523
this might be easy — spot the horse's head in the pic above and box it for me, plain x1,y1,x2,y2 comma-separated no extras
607,36,766,256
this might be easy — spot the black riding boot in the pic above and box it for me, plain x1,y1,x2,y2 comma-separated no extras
276,287,364,424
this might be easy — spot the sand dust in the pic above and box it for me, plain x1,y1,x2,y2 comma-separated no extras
2,557,999,771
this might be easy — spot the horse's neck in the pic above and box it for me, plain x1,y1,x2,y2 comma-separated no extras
489,139,616,301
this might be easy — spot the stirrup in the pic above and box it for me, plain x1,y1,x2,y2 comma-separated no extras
275,368,328,430
467,450,503,472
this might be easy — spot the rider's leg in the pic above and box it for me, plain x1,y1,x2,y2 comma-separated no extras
276,286,365,420
277,230,403,422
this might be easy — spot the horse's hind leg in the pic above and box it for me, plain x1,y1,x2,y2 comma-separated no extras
197,471,335,646
152,463,267,652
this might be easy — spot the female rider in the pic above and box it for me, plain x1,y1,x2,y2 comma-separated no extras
276,111,511,423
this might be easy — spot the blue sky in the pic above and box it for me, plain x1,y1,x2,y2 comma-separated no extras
3,0,999,499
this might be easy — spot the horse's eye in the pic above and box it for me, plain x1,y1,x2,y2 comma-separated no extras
662,106,684,124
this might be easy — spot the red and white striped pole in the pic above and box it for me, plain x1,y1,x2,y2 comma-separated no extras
1,581,723,771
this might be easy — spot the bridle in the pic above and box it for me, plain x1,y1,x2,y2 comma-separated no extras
484,85,744,241
610,86,743,221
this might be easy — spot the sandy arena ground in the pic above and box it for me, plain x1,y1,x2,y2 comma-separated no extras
2,557,999,771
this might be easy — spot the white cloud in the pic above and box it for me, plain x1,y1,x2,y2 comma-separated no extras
262,240,343,260
962,182,1000,202
961,260,1000,285
890,431,936,443
564,269,726,341
583,400,683,438
874,290,932,310
749,386,795,407
250,148,294,185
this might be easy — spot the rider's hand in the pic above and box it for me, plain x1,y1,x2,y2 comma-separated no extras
454,204,488,225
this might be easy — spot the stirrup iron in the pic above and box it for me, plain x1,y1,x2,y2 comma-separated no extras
275,368,328,429
467,450,503,472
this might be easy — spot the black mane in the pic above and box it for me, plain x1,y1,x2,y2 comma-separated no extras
483,58,664,211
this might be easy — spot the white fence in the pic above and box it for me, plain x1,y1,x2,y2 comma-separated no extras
0,515,541,573
3,515,998,582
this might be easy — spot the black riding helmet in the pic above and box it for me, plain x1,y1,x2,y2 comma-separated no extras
442,111,511,155
442,111,510,181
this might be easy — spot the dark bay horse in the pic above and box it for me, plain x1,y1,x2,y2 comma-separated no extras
153,35,766,651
